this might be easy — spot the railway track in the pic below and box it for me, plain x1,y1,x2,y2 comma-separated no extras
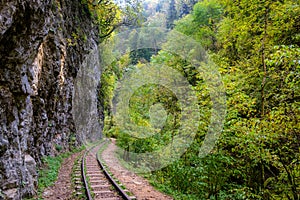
76,140,134,200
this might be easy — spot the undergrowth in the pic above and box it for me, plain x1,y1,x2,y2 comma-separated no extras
36,146,85,199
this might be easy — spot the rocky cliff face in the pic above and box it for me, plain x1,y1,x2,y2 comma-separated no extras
0,0,100,199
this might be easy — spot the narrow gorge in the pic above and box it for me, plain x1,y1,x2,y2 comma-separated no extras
1,0,299,200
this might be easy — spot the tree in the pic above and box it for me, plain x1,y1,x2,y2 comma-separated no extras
81,0,143,40
177,0,198,17
166,0,177,29
174,0,223,51
216,0,300,198
99,0,300,199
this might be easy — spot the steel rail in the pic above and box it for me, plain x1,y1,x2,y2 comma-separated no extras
81,140,132,200
96,141,132,200
81,145,94,200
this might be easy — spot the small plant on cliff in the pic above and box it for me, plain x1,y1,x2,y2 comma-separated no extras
55,144,63,152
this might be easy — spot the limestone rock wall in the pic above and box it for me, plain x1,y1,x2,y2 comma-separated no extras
0,0,99,199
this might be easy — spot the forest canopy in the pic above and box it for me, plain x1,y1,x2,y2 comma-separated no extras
98,0,300,199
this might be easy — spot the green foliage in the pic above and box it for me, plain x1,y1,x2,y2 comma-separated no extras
37,155,64,197
175,0,223,50
55,144,63,152
68,133,78,151
80,0,121,39
193,0,223,29
215,0,300,199
71,153,85,200
80,0,143,40
99,0,300,199
37,147,85,198
114,68,183,161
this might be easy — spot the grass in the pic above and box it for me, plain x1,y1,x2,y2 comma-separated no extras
38,156,64,192
36,146,85,199
82,141,105,199
113,143,195,200
71,152,85,200
85,164,95,198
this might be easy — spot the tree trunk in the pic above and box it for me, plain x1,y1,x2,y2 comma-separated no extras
261,6,269,117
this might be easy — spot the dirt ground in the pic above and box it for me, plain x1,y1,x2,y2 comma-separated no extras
42,152,81,200
101,140,173,200
42,140,173,200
